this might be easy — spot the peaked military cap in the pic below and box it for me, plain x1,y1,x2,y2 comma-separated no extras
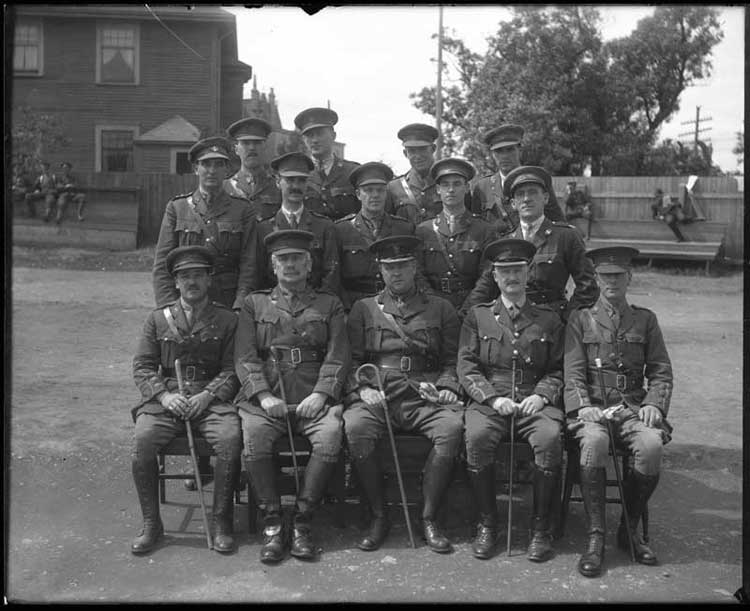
482,124,524,150
349,161,394,187
264,229,315,255
587,246,640,273
484,238,537,267
167,245,215,275
430,157,476,182
226,117,272,141
294,107,339,135
270,152,315,177
397,123,439,147
189,137,231,164
503,165,551,198
370,235,422,263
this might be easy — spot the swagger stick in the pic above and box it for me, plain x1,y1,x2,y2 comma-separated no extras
271,347,300,498
356,363,417,549
594,357,636,562
507,351,518,556
174,358,213,550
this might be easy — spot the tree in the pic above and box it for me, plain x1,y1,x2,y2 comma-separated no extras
412,6,724,176
11,105,70,174
732,131,744,168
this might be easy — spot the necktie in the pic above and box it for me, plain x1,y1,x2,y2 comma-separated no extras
447,215,456,234
608,306,620,328
184,307,193,327
508,303,520,320
289,214,298,229
522,225,532,241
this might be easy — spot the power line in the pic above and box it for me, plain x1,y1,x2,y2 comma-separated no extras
144,4,206,61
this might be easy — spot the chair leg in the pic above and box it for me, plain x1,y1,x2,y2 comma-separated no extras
332,453,347,529
247,483,258,534
559,450,577,538
158,453,166,504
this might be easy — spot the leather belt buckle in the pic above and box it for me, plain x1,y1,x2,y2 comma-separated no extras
616,374,627,391
291,348,302,365
515,368,524,384
185,365,196,381
440,278,451,292
400,356,411,372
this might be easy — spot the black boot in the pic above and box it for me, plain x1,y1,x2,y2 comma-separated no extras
527,466,559,563
290,456,336,560
421,451,455,554
246,458,285,564
131,459,164,554
353,453,390,551
468,465,498,559
617,471,660,565
578,467,606,577
212,457,239,553
184,455,213,490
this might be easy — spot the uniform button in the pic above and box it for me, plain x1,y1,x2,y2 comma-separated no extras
448,254,453,258
446,271,452,276
449,237,454,242
547,259,553,263
511,339,517,345
514,332,520,337
482,335,488,340
207,220,211,224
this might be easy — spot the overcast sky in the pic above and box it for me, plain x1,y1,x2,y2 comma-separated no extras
226,5,744,175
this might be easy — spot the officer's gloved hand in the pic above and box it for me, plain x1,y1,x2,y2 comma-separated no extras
577,406,606,423
258,391,287,419
639,404,664,428
490,396,516,416
160,391,190,419
360,386,386,410
296,391,327,420
185,390,213,420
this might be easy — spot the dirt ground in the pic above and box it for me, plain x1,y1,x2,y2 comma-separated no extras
6,246,745,603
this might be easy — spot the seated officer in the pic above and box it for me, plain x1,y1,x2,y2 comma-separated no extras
458,238,564,562
565,246,674,578
343,235,463,554
53,161,86,223
335,161,415,311
235,230,350,564
130,246,241,555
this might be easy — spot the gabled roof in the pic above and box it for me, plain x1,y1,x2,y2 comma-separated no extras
135,115,200,145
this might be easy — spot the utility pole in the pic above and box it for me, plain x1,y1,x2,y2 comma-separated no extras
435,5,444,160
678,105,713,146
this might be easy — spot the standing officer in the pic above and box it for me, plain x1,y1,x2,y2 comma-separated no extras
235,230,350,564
131,246,242,555
25,160,56,220
344,235,464,554
471,124,564,234
335,161,415,311
153,136,258,311
294,107,360,221
53,161,87,223
415,157,497,314
463,165,598,320
257,152,340,295
224,117,282,222
565,246,673,578
458,238,564,562
386,123,444,224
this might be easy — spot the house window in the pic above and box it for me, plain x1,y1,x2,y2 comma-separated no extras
172,150,193,175
97,24,139,84
95,126,138,172
14,20,43,75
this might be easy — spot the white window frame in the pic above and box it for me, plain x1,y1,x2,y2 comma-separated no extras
95,22,140,85
13,19,43,76
95,125,139,172
170,147,193,174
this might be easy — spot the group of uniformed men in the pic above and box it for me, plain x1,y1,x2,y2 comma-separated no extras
130,108,674,579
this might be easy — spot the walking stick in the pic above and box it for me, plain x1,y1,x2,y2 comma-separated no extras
507,351,518,556
594,358,636,563
270,347,300,498
174,359,213,550
356,363,417,549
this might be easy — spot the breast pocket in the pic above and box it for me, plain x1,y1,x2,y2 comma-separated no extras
478,326,507,368
341,242,370,276
619,331,646,365
455,240,482,274
175,219,203,245
256,310,281,347
215,221,244,254
523,325,552,369
582,328,613,363
198,326,223,362
299,311,329,345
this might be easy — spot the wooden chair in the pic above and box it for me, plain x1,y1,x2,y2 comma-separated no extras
560,434,649,540
244,435,348,533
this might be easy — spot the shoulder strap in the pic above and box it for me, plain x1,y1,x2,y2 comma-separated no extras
185,195,222,254
375,301,423,353
431,218,461,275
400,176,418,206
163,306,184,340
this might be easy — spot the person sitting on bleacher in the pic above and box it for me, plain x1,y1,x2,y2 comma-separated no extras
343,235,464,555
234,229,350,564
130,246,241,555
458,238,564,562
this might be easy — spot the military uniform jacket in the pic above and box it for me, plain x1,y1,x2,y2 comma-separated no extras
234,285,350,406
470,172,564,234
387,168,456,225
463,217,599,318
257,208,340,295
415,210,497,311
32,171,56,193
458,299,564,417
131,300,240,421
223,168,282,222
345,289,460,404
304,156,361,220
153,189,258,310
564,297,673,423
335,212,415,310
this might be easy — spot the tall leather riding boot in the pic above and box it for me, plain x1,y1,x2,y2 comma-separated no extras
527,466,559,563
421,451,455,554
184,455,213,491
212,457,239,553
578,467,607,577
131,458,164,554
291,456,336,560
467,465,498,559
246,458,284,564
618,471,660,565
353,453,390,551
